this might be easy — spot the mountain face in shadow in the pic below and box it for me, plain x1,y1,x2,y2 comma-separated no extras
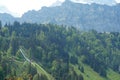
1,0,120,32
0,13,16,25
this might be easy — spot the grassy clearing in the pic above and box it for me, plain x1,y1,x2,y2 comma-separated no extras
32,62,54,80
72,63,120,80
19,48,54,80
72,64,106,80
107,69,120,80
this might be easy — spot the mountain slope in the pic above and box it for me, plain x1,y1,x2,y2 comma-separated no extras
20,0,120,32
0,22,120,80
0,1,120,32
0,13,17,25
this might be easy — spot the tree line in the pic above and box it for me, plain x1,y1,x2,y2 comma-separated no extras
0,21,120,80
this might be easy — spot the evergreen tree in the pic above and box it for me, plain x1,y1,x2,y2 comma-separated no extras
0,21,2,30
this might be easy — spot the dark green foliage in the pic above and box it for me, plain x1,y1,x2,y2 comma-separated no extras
78,74,84,80
66,67,84,80
78,66,84,73
0,21,120,79
70,56,78,64
40,74,48,80
0,21,1,30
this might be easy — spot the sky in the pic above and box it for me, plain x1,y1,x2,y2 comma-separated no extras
0,0,120,17
0,0,65,17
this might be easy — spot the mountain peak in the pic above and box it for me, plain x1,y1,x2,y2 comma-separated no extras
51,0,118,7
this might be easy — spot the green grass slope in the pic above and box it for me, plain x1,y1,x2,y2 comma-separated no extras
107,69,120,80
32,62,54,80
72,63,120,80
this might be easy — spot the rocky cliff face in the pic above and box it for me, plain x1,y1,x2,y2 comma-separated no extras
0,0,120,32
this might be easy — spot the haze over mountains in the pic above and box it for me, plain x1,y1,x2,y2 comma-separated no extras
0,0,120,32
0,0,120,17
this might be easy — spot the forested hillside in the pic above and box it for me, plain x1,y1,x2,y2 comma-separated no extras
0,21,120,80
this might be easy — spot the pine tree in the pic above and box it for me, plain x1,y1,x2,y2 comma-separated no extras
0,21,1,30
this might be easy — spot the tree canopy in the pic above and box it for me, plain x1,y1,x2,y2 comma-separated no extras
0,21,120,80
